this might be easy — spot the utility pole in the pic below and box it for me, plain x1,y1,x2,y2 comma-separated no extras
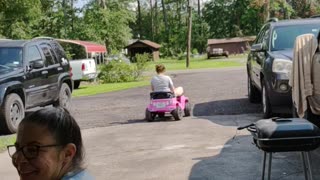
186,0,192,68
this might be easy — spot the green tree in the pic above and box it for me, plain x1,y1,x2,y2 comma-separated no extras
0,0,41,39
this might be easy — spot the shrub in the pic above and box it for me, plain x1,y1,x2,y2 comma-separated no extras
135,53,150,77
98,61,136,83
98,53,150,83
192,48,198,55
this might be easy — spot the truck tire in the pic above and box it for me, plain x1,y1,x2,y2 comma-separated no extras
248,75,261,103
0,93,25,134
53,83,72,111
74,80,81,89
262,80,272,118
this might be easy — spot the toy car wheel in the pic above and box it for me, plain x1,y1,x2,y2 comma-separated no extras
0,93,25,134
172,106,183,120
145,109,156,122
53,83,72,111
158,112,165,118
184,102,191,117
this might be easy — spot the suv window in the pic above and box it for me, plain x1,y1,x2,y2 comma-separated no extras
27,46,42,62
271,24,320,51
40,44,56,66
51,41,66,62
0,47,22,68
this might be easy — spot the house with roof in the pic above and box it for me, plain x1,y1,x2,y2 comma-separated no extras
125,40,161,61
207,36,256,55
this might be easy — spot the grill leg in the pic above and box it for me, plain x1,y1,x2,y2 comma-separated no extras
262,151,267,180
267,152,272,180
301,152,309,180
305,152,313,180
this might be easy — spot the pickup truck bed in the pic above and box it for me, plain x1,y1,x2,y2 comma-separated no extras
69,58,97,89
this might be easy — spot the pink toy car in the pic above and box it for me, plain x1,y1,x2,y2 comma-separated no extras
145,92,191,122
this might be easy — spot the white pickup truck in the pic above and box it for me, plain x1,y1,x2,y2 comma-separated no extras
69,58,97,89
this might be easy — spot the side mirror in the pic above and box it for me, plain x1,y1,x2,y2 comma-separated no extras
251,43,264,52
30,59,44,69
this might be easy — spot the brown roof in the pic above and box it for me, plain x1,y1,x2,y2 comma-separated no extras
125,40,161,49
207,36,256,45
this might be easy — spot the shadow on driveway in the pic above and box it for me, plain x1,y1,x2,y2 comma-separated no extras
193,98,262,116
188,135,320,180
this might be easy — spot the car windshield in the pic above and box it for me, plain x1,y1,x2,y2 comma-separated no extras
0,47,23,69
271,24,320,51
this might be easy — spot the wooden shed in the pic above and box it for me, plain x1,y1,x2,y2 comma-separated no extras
125,40,161,61
207,36,256,55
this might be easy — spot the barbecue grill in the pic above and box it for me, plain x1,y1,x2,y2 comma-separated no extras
239,118,320,180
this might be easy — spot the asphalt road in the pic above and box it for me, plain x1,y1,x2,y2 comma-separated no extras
70,66,262,129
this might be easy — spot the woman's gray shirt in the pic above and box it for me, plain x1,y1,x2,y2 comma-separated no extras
151,75,174,92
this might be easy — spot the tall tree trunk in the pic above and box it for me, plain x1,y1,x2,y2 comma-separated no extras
71,0,74,32
154,0,158,38
161,0,169,42
177,0,182,29
265,0,270,21
97,0,106,9
150,0,154,41
198,0,200,17
186,0,192,68
137,0,142,39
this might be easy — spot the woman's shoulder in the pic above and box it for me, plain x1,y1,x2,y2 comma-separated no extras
62,169,95,180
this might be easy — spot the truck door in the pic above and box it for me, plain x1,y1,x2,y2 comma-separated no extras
39,43,60,102
24,45,48,108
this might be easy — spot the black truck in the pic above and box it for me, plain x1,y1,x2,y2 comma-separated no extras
0,38,73,134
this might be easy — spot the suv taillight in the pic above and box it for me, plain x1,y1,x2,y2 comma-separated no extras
81,63,85,71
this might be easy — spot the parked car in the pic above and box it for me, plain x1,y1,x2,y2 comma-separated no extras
247,18,320,118
69,58,97,89
207,48,229,59
106,54,131,64
0,38,73,133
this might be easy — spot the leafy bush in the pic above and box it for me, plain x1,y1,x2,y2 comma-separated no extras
192,48,198,54
98,53,150,83
98,61,136,83
135,53,150,76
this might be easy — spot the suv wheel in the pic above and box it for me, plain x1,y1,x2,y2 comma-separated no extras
248,75,261,103
0,93,25,134
262,81,272,118
53,83,71,110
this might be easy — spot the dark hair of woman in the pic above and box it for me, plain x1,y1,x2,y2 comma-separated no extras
20,107,84,171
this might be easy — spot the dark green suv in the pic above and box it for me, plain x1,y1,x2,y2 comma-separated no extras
0,38,73,134
247,18,320,118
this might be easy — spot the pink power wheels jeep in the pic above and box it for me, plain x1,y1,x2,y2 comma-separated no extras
145,92,191,122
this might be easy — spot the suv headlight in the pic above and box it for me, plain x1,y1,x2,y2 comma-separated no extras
272,59,292,77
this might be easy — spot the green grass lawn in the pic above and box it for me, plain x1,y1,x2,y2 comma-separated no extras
146,54,246,71
73,80,150,97
0,135,16,153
